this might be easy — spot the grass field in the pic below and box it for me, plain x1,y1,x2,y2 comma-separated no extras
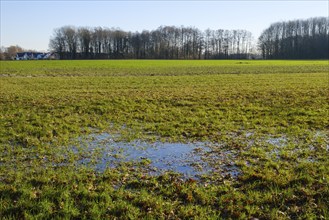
0,60,328,219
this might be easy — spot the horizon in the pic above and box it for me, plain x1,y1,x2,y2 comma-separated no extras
1,0,328,51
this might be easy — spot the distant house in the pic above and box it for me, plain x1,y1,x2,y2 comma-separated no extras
15,52,58,60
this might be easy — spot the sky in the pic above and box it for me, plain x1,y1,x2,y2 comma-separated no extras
1,0,328,51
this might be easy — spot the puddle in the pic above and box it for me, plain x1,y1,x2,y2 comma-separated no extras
69,130,328,178
73,133,240,179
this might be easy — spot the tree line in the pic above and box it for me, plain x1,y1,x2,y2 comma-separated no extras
258,17,329,59
49,26,255,60
2,17,327,60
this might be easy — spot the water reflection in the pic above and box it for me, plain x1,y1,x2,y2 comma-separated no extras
75,133,240,178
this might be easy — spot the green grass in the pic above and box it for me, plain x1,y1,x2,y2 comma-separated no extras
0,60,328,219
1,60,328,76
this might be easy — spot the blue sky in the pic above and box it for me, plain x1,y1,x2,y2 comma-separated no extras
1,0,328,51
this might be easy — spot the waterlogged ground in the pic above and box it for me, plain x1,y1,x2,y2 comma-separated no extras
0,60,328,219
73,130,328,180
73,132,240,179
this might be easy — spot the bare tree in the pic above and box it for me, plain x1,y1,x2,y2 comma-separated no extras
77,27,91,59
258,17,329,59
49,25,256,60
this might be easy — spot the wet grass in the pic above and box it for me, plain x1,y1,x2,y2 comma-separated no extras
0,60,328,219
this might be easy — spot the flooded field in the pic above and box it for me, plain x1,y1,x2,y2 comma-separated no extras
73,129,328,181
74,132,240,179
1,60,328,219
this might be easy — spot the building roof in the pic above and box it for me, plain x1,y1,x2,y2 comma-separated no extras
16,52,45,57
